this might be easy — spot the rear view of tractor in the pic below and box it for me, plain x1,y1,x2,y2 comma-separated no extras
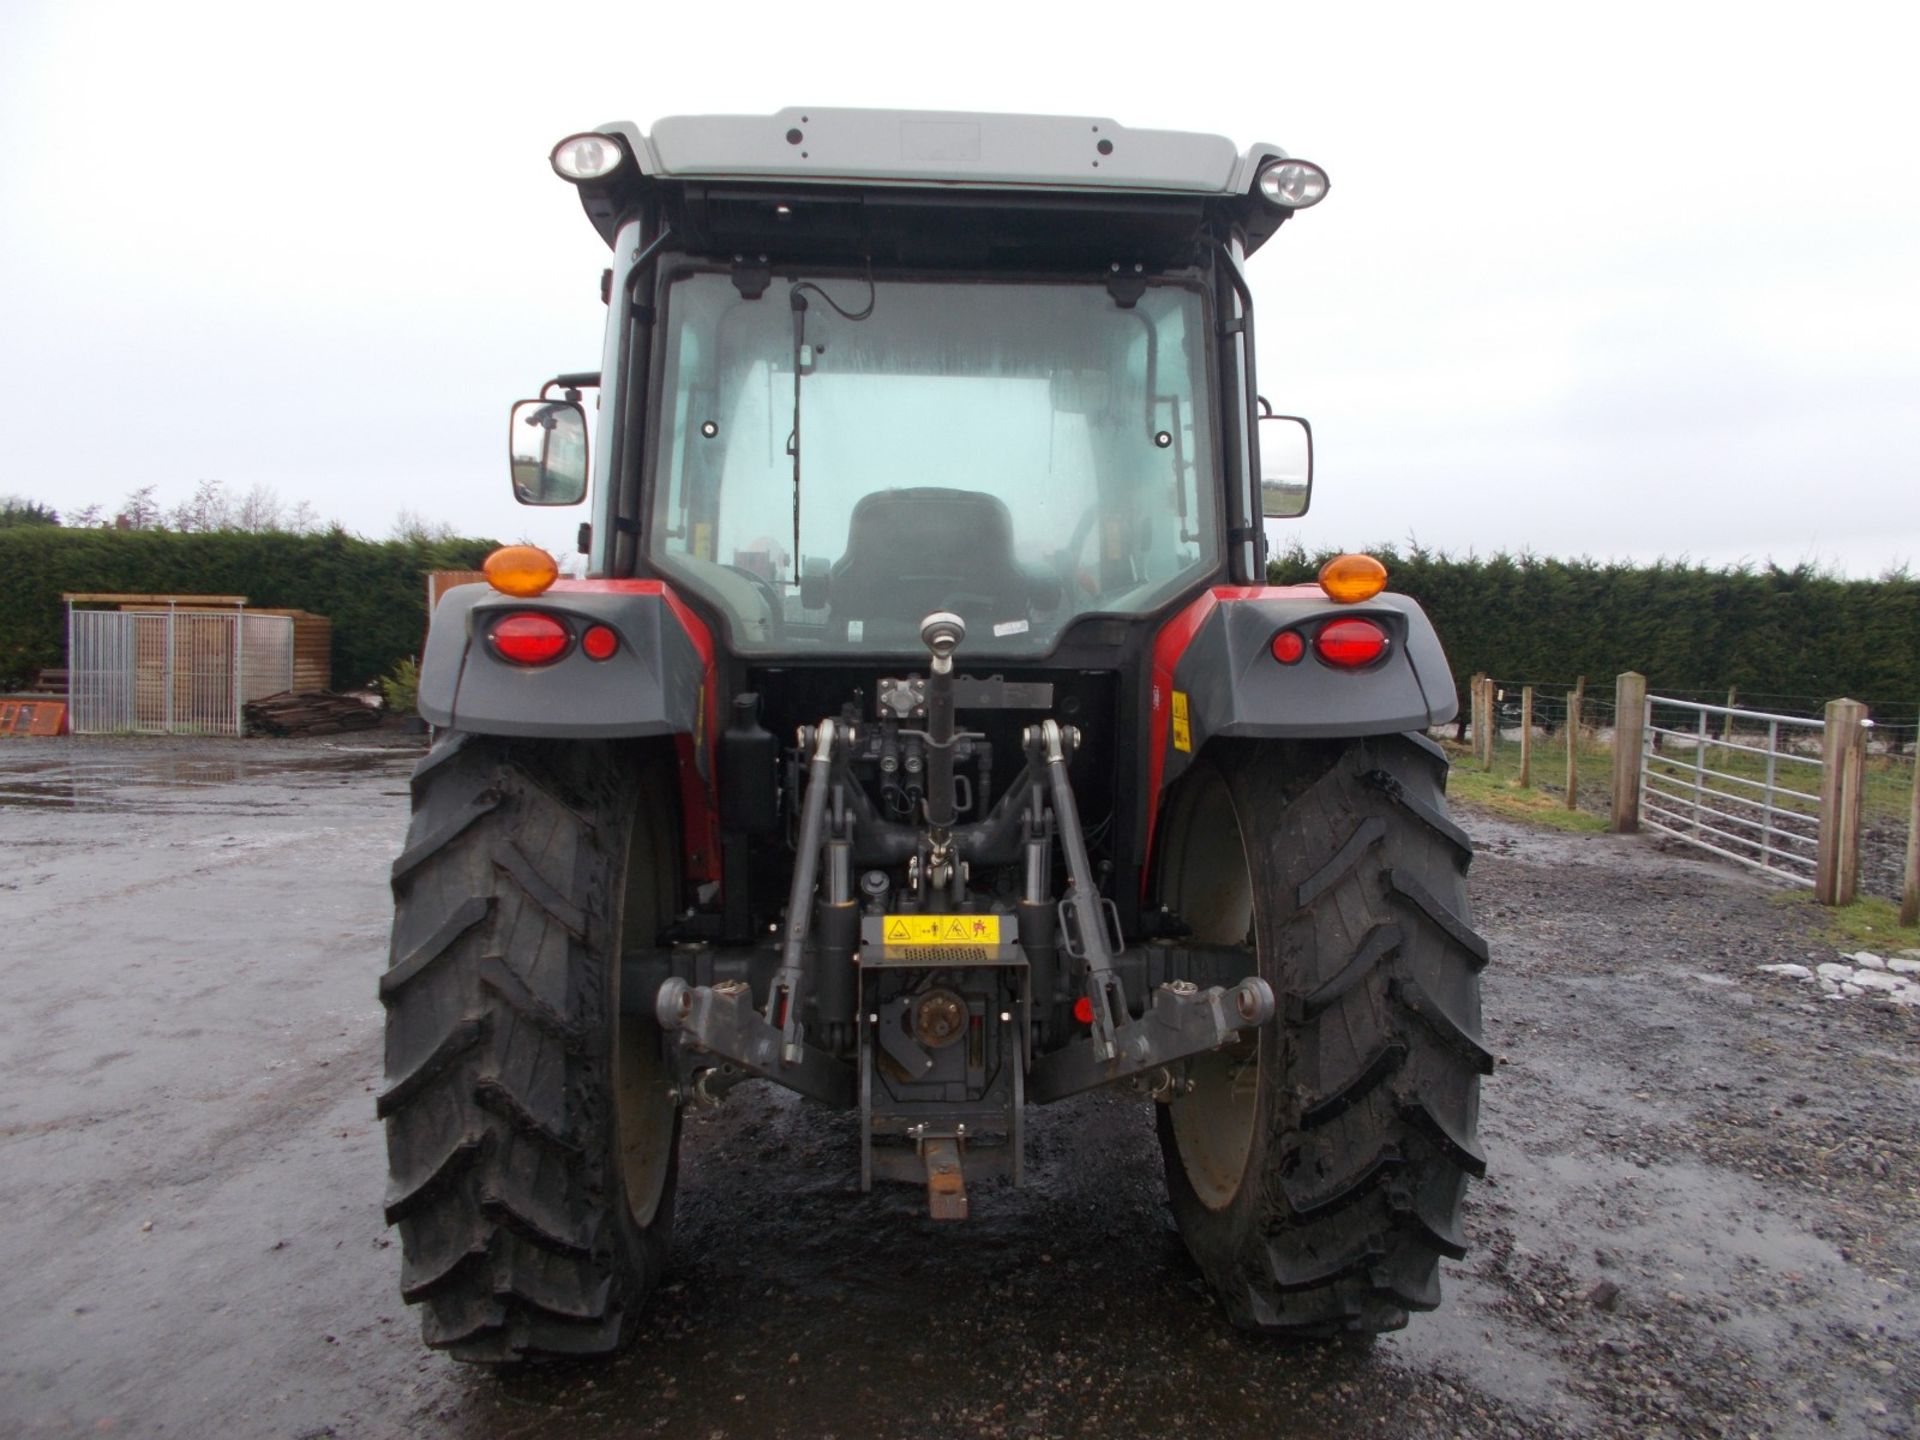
380,110,1488,1362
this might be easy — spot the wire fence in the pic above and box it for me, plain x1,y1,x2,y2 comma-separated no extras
1457,676,1919,915
1444,680,1618,818
1862,744,1917,911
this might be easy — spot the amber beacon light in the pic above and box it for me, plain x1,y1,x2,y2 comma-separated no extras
1317,553,1389,604
484,545,561,598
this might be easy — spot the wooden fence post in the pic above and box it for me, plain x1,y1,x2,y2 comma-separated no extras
1723,686,1737,746
1474,675,1489,768
1519,686,1534,788
1814,699,1869,906
1611,672,1646,832
1565,689,1579,809
1565,677,1585,811
1902,751,1919,927
1482,677,1497,770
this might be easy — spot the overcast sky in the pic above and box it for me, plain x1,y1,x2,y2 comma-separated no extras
3,1,1915,576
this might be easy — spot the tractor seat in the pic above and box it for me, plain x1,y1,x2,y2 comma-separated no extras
827,487,1034,642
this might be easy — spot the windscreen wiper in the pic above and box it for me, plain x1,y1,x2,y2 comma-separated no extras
787,289,809,587
783,268,879,588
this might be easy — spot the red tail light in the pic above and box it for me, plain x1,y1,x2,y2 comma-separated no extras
581,624,619,661
1315,617,1389,668
1073,996,1094,1025
488,612,570,665
1270,629,1305,664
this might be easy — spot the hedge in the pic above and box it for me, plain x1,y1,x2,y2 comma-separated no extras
0,528,497,692
8,528,1914,724
1269,544,1920,720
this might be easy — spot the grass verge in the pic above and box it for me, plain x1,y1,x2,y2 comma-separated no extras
1770,891,1920,953
1443,754,1612,833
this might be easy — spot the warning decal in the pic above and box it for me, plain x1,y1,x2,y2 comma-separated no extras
1171,690,1192,753
883,915,1002,945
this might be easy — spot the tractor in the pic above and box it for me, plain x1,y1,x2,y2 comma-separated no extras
381,108,1487,1363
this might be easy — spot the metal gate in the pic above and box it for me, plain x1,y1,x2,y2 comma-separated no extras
67,608,294,736
1639,694,1825,885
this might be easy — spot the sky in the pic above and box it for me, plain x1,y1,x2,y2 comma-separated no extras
2,0,1916,576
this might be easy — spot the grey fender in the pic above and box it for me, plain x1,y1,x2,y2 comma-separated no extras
418,581,714,760
1154,586,1457,796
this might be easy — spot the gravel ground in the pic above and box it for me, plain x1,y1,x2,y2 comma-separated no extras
1,735,1917,1438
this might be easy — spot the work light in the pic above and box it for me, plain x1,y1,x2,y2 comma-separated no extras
551,134,625,182
1257,159,1330,209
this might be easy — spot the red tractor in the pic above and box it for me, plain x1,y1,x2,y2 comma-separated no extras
382,109,1486,1362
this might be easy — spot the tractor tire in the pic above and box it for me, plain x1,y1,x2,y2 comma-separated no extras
379,732,682,1362
1153,732,1489,1336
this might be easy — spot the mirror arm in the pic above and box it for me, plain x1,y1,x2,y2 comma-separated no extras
541,371,602,400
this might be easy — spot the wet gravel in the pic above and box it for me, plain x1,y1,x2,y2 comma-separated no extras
1,735,1917,1438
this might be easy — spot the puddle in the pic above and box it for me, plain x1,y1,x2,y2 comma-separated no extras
0,746,415,812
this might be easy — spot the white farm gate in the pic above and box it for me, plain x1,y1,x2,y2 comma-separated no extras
67,600,294,737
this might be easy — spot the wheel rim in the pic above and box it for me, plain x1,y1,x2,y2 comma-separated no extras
612,786,677,1229
1165,765,1261,1212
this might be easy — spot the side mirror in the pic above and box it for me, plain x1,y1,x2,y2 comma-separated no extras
508,399,588,506
1257,413,1313,518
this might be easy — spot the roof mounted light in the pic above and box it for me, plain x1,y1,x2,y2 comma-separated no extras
551,133,625,182
1257,159,1330,210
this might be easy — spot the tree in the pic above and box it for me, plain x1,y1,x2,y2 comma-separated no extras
66,503,105,528
392,508,457,543
168,478,233,533
233,483,285,533
0,496,60,528
116,486,161,530
284,499,324,535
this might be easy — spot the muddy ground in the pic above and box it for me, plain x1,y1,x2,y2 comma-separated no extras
2,735,1917,1439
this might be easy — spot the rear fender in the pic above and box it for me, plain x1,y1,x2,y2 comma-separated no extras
1144,584,1458,871
418,578,720,881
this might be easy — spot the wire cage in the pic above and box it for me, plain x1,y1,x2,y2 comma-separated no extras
65,595,294,737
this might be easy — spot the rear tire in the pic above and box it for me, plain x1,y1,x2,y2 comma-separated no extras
1154,733,1489,1336
379,732,682,1362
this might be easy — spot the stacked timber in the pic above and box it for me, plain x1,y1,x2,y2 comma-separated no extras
244,691,381,737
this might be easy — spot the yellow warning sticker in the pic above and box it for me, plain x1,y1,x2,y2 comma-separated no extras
1171,690,1192,753
883,915,1002,945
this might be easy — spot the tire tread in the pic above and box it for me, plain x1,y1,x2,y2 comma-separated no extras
381,734,677,1363
1159,734,1486,1337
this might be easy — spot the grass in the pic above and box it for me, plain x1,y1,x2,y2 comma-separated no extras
1439,738,1612,833
1770,891,1920,952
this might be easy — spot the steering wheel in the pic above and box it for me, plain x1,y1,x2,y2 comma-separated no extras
723,564,785,641
1054,503,1107,600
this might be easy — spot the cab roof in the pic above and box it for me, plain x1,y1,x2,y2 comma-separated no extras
568,110,1303,263
597,109,1286,195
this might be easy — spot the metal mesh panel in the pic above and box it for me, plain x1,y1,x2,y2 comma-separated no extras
66,609,294,737
67,610,134,734
240,613,295,704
